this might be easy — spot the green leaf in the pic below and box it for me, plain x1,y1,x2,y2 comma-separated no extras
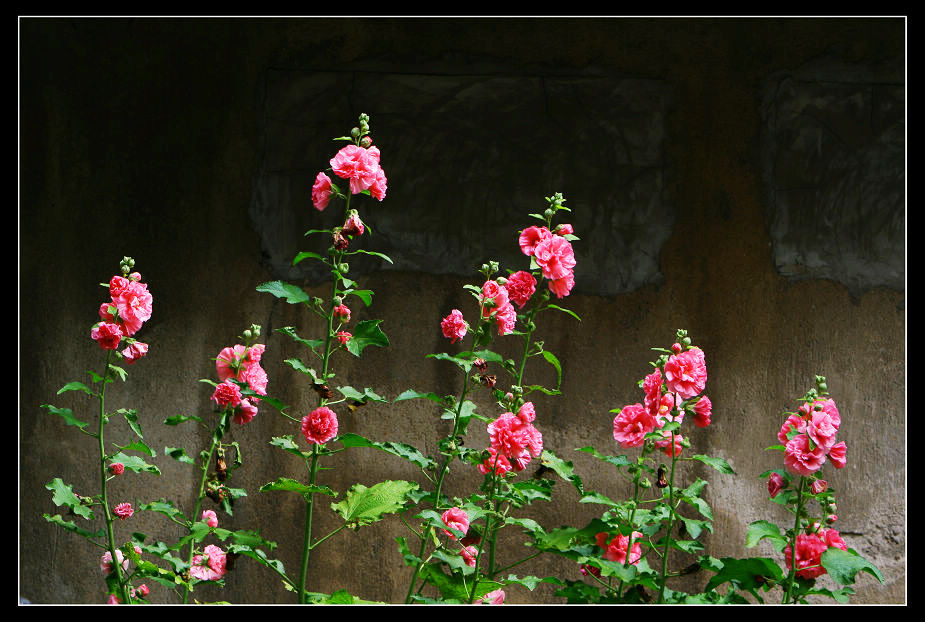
44,513,105,539
292,251,326,266
579,492,619,507
108,452,161,475
118,408,144,439
546,303,581,322
269,435,310,459
745,520,788,552
393,389,446,405
540,450,584,495
541,350,562,390
256,280,313,304
112,439,155,457
165,446,195,464
343,289,374,307
337,433,437,470
163,413,202,426
345,319,390,357
426,352,473,372
347,248,393,264
576,446,633,469
139,500,188,524
108,364,127,382
41,404,90,432
704,556,784,593
692,454,736,475
277,327,325,351
820,547,884,585
56,381,94,396
45,478,93,520
336,386,387,404
678,516,713,540
259,477,337,499
331,480,419,529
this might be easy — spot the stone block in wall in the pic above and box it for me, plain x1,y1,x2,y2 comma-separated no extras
760,55,905,297
250,69,674,296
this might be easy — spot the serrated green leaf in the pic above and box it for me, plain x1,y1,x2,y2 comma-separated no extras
540,449,584,496
343,289,374,307
692,454,736,475
393,389,446,405
292,251,326,266
269,435,310,459
117,408,144,439
45,478,94,520
337,433,437,470
260,477,337,498
541,350,562,390
579,491,619,507
546,304,581,322
108,452,161,475
347,248,393,264
108,364,127,382
163,413,202,426
426,352,473,372
820,547,884,585
139,500,188,524
277,327,325,351
746,520,789,551
337,386,387,404
331,480,418,528
113,439,155,457
345,319,390,357
44,513,105,539
164,446,195,464
256,280,312,304
41,404,90,432
704,556,784,593
576,446,633,469
56,381,94,396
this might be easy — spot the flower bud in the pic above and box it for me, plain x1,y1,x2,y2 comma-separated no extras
825,514,838,524
682,337,692,347
359,135,373,148
242,329,252,340
810,479,828,495
338,263,349,274
544,208,554,219
333,296,343,306
671,342,683,354
496,277,508,286
350,126,361,139
826,502,837,514
639,478,651,489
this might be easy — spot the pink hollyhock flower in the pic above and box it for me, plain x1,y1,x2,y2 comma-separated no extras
693,395,712,428
246,343,265,364
202,510,219,528
807,411,839,452
811,479,828,495
113,502,133,520
479,589,505,604
478,447,512,476
480,280,510,317
441,507,470,539
334,304,351,322
519,226,552,256
342,212,365,237
555,223,574,236
595,531,643,566
784,434,827,476
664,347,707,399
784,529,847,580
216,345,247,381
109,462,125,476
211,379,243,410
109,275,130,298
91,322,123,350
767,472,785,498
301,406,338,444
240,363,269,397
460,545,478,568
336,331,352,345
369,166,388,201
778,414,807,444
579,563,602,578
121,341,149,365
330,144,380,195
494,303,518,336
612,403,657,449
517,402,536,423
654,429,684,457
533,235,577,281
106,594,120,604
506,271,537,309
441,309,468,344
653,392,683,427
233,399,259,425
487,412,542,463
190,544,227,581
547,270,575,299
311,171,334,211
100,549,129,574
643,369,663,414
98,302,117,323
819,398,841,428
113,280,153,336
828,441,847,469
136,584,150,597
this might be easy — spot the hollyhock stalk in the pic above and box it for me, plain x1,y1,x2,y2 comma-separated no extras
96,350,133,605
782,477,809,604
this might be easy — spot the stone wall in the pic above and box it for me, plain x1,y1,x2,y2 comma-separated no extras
19,17,905,604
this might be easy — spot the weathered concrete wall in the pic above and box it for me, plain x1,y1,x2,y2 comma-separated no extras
20,18,904,604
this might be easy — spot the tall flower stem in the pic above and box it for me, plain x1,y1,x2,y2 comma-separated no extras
656,431,679,604
782,476,808,604
97,350,132,604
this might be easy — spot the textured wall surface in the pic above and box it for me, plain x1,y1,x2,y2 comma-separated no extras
20,18,905,605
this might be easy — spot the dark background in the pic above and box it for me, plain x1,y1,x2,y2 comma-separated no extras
20,17,905,604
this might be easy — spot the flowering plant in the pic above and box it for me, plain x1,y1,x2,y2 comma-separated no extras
391,194,582,603
255,113,418,604
41,258,160,603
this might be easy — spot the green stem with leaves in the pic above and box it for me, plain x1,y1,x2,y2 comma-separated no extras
97,350,132,604
656,431,679,604
782,476,808,604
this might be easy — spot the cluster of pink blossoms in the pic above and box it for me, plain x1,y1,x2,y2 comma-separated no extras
312,139,387,210
518,224,577,298
612,342,711,457
784,528,849,580
301,405,339,445
190,544,227,582
479,279,518,336
212,343,269,425
91,271,153,364
595,530,644,566
100,544,142,575
478,402,544,475
441,507,483,568
778,398,847,477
